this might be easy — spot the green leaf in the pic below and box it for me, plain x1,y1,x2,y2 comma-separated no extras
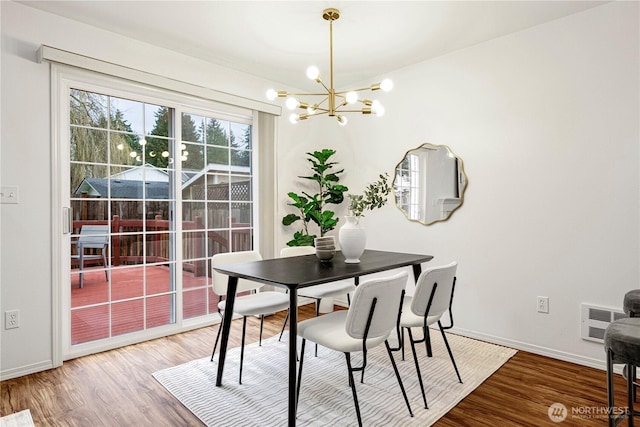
282,213,301,226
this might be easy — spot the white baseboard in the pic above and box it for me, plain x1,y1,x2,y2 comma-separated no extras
1,360,54,381
450,326,609,371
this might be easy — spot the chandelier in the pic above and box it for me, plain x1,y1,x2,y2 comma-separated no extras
266,8,393,126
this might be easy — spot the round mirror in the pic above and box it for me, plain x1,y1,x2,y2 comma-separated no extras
393,143,468,225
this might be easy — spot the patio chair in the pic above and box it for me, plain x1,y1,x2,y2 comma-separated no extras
71,225,110,288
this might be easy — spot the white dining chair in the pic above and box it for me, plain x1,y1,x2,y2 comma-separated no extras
278,246,356,355
295,271,413,427
210,250,290,384
397,261,462,409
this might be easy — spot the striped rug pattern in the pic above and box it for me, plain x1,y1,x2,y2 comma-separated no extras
153,331,517,426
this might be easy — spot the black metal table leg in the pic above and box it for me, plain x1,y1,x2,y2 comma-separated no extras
215,276,238,386
288,288,298,427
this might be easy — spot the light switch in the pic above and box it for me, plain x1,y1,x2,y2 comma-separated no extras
0,186,19,204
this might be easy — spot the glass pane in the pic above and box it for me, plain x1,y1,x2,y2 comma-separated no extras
144,136,171,168
183,231,207,264
231,228,252,252
182,113,204,143
181,141,205,171
207,174,229,200
70,199,109,222
146,106,169,137
71,305,109,344
207,202,229,229
183,287,207,319
112,299,144,336
147,294,174,328
112,266,144,300
110,132,141,166
71,270,109,306
183,201,206,221
146,200,170,220
115,232,144,265
148,264,172,295
230,149,251,168
205,118,229,147
145,232,170,264
70,127,108,164
231,202,252,226
110,97,144,134
230,178,251,201
209,230,229,256
206,146,229,165
70,163,109,200
230,122,251,150
70,89,107,127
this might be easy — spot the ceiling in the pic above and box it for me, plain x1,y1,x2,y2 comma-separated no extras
20,1,608,89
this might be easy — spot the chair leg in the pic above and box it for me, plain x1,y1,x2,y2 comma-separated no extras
296,339,307,413
628,363,634,427
439,322,462,383
239,316,247,384
385,340,414,418
102,252,108,281
210,321,224,361
259,315,264,347
608,350,616,427
279,310,289,342
407,328,428,409
424,325,433,357
345,353,363,427
401,327,406,361
315,299,321,357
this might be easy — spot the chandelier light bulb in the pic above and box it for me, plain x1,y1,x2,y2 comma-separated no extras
129,151,137,158
149,151,156,157
380,78,393,92
117,143,124,150
306,66,320,80
161,151,170,158
307,105,317,115
139,138,147,146
336,115,348,126
136,156,141,162
371,100,385,117
286,97,299,110
345,91,358,104
289,113,300,124
266,89,277,101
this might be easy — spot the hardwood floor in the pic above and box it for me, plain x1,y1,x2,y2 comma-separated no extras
0,304,630,426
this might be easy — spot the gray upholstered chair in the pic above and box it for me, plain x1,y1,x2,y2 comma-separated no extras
605,317,640,426
396,261,462,409
295,271,413,427
210,250,290,384
278,246,356,355
71,225,110,288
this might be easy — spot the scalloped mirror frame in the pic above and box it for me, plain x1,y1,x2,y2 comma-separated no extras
392,143,468,226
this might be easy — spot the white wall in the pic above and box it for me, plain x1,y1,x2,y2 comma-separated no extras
1,1,637,379
279,2,637,367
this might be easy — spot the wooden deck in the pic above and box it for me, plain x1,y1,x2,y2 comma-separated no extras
71,264,217,345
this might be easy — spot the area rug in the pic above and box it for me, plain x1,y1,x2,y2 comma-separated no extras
0,410,34,427
153,331,517,426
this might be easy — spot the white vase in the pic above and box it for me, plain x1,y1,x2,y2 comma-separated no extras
339,216,366,263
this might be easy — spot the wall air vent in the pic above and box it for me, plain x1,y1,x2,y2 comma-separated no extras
581,303,626,343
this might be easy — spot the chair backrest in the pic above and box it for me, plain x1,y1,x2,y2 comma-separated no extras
345,271,408,340
211,250,263,296
280,246,315,258
78,225,110,249
411,261,458,318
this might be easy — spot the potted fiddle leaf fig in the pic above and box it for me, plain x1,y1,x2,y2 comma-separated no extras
282,149,348,246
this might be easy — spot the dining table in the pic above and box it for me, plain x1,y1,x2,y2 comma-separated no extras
213,249,433,427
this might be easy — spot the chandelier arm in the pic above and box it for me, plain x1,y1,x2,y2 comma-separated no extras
284,91,332,97
335,86,377,94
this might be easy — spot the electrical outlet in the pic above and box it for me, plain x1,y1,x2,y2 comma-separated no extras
5,310,20,329
537,296,549,314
